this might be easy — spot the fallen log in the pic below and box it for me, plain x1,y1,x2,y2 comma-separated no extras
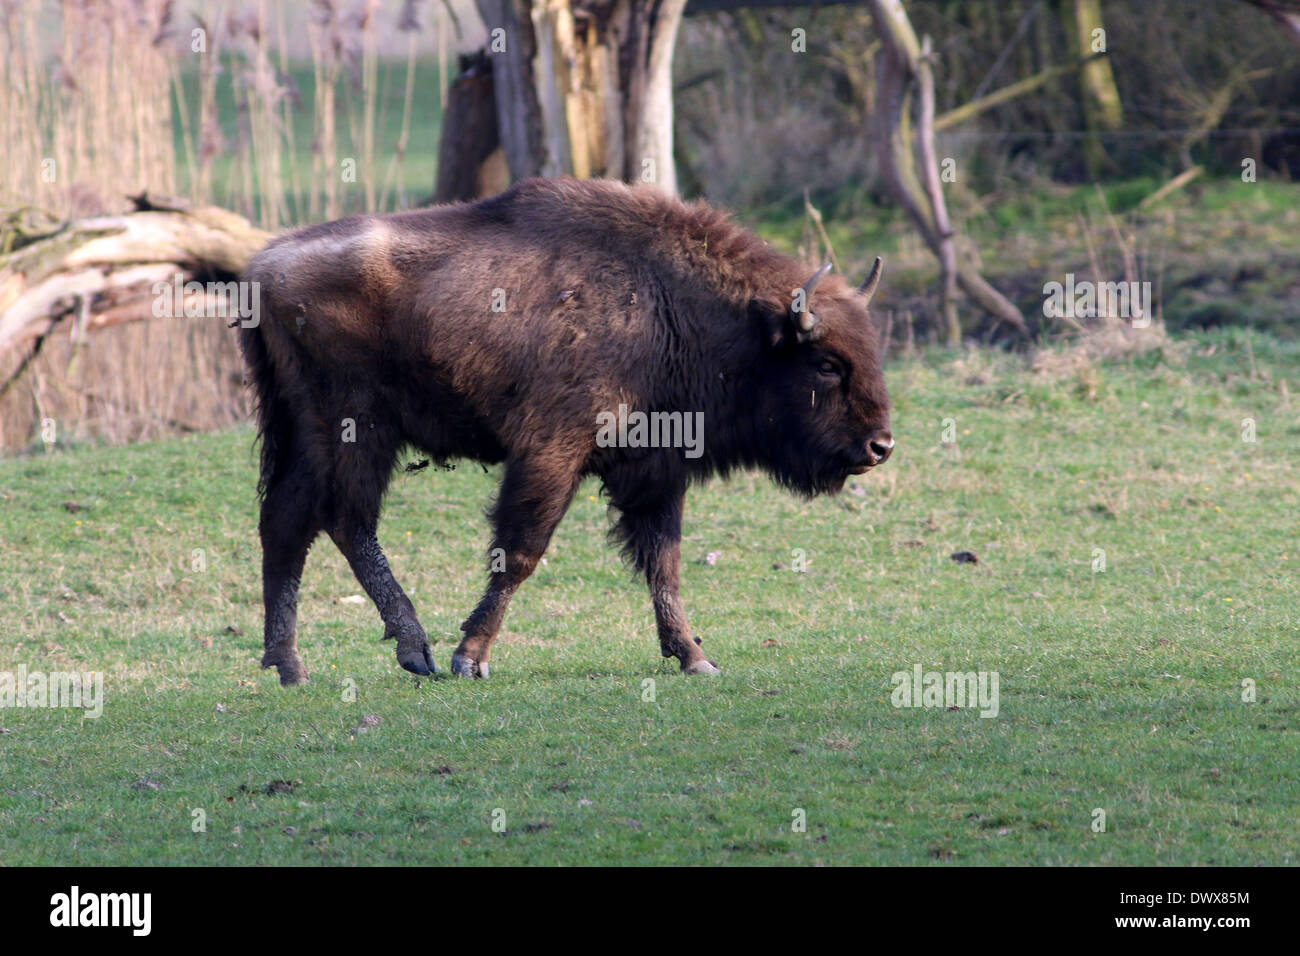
0,194,271,451
0,193,270,363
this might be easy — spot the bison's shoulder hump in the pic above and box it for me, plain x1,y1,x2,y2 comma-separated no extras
248,216,373,274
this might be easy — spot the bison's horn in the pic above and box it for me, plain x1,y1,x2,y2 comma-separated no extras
856,256,884,305
796,261,834,332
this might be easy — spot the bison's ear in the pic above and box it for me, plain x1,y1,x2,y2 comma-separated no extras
751,296,794,350
750,296,817,350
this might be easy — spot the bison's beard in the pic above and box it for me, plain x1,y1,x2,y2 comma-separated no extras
765,446,862,498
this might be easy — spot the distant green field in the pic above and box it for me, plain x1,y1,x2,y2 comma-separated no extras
0,329,1296,864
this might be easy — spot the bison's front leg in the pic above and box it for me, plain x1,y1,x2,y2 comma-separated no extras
451,458,581,678
608,477,720,675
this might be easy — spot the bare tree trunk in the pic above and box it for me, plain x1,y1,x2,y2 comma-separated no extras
868,0,1028,342
625,0,687,193
914,36,958,345
479,0,547,181
462,0,686,196
1066,0,1123,177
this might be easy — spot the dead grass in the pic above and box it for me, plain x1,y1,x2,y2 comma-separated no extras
0,314,246,451
0,0,175,218
0,0,451,454
1030,323,1171,381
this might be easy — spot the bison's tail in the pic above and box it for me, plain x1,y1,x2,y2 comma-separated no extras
238,319,289,500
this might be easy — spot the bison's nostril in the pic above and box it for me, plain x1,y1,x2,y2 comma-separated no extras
867,430,894,464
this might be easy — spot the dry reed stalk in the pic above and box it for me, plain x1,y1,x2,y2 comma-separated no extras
0,313,249,452
3,0,445,453
194,1,223,205
339,0,381,214
308,0,342,221
238,0,287,230
381,0,424,211
2,0,175,218
273,0,304,223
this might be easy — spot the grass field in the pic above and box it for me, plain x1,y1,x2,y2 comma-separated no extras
0,328,1296,865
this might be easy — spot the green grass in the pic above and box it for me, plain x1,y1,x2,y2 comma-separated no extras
1,329,1297,865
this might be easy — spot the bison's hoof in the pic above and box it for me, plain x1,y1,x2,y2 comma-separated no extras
398,642,437,676
682,659,721,676
450,652,489,679
282,665,310,686
262,649,309,686
278,665,310,686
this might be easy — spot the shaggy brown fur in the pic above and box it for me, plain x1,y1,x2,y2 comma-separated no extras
240,177,892,684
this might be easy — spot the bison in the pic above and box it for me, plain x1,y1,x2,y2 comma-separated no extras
239,177,892,685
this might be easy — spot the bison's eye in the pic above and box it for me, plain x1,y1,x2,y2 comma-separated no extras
816,359,842,379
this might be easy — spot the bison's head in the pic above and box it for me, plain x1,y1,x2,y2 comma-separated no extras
748,258,893,496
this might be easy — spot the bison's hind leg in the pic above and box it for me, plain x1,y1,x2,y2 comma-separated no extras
259,454,324,686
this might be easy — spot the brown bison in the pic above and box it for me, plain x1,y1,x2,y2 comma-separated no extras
239,177,892,684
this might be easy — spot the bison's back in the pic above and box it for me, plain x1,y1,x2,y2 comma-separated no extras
241,179,772,461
